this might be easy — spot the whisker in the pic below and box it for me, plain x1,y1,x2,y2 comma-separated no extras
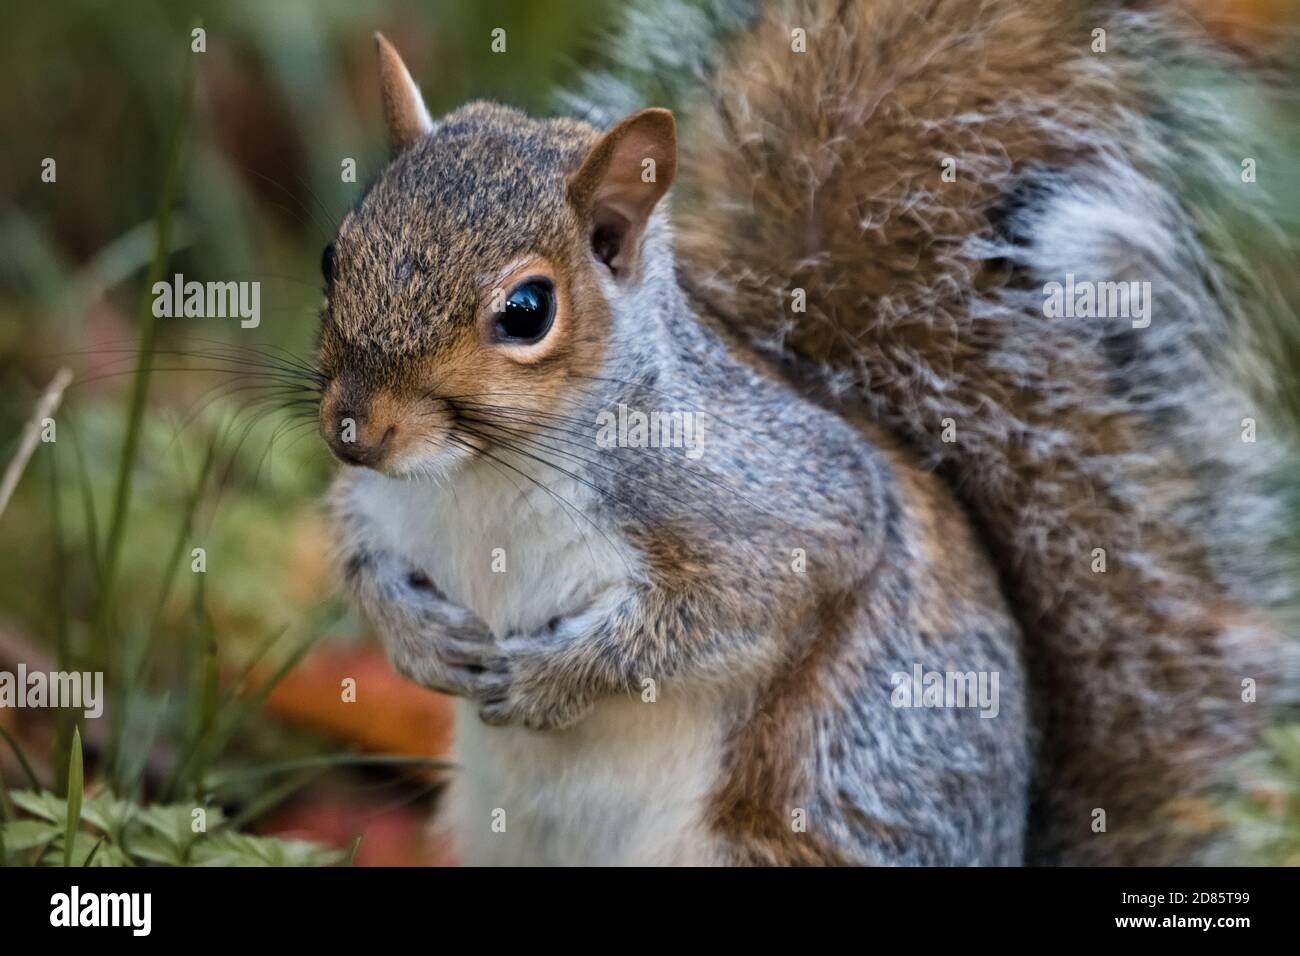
441,433,635,579
455,412,738,535
450,420,675,539
444,397,784,524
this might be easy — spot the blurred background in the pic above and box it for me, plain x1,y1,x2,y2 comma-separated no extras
0,0,1297,866
0,0,629,867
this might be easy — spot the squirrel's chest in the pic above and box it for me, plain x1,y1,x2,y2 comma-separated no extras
447,694,728,865
353,466,726,864
357,463,634,636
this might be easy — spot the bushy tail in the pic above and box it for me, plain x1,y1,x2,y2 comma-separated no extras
570,0,1299,863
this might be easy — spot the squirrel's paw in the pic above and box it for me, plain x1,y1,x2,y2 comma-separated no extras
365,555,503,701
471,622,597,732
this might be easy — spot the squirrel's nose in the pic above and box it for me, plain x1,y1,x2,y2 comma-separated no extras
326,409,396,467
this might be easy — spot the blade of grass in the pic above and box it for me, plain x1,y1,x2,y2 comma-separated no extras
0,765,14,822
97,54,194,784
185,575,220,796
69,426,103,589
208,753,453,792
0,725,42,791
99,56,195,597
112,428,214,793
227,624,290,694
0,368,73,522
144,622,285,800
63,727,83,867
219,613,335,729
224,768,321,831
82,836,105,867
48,443,77,795
48,440,69,669
162,611,338,801
134,433,217,687
117,690,171,801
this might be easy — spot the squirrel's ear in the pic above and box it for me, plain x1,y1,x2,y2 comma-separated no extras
375,32,433,152
567,108,677,277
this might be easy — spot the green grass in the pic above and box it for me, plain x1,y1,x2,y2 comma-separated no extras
0,26,435,866
0,0,1295,866
0,1,614,867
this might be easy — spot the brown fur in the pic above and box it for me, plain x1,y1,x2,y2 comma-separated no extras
674,0,1279,862
323,2,1286,864
710,428,1015,864
324,80,1031,861
317,103,614,473
375,32,432,151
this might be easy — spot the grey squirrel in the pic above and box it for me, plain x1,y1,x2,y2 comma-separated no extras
318,1,1293,865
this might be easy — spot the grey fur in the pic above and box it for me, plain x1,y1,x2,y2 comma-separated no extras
320,0,1296,865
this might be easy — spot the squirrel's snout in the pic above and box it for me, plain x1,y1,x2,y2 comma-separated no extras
323,406,397,469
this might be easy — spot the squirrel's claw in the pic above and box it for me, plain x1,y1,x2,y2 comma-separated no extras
358,549,601,729
477,687,594,731
472,630,596,731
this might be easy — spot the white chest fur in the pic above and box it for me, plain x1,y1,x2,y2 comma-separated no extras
344,462,726,864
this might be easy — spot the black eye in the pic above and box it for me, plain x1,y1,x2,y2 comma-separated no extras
494,279,555,343
321,243,335,285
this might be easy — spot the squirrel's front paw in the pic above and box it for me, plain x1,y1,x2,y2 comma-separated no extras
469,625,596,731
362,555,503,701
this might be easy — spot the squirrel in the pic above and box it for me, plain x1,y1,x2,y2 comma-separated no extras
319,0,1293,865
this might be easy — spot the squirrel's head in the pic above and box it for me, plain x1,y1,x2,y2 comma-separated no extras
317,34,677,477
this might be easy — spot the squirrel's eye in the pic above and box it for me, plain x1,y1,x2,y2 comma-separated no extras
321,243,335,285
494,279,555,343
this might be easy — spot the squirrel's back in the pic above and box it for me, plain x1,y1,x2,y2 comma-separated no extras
570,0,1297,863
